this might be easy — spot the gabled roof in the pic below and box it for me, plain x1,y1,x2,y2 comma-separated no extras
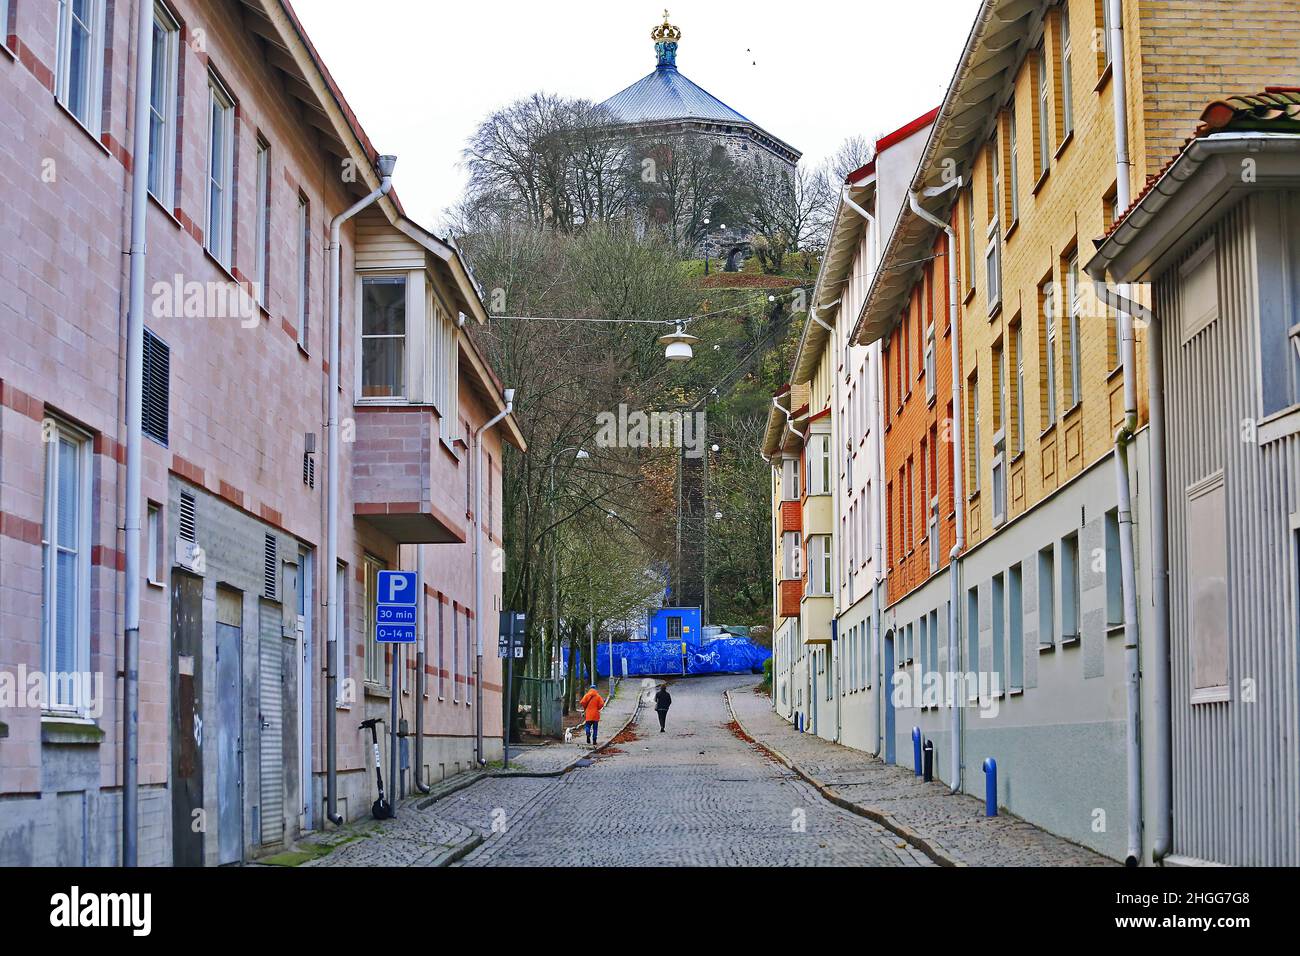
851,0,1048,346
1087,91,1300,285
255,1,524,450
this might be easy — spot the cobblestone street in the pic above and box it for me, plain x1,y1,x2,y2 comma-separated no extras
455,674,929,866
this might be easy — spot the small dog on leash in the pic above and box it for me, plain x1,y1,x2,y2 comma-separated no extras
563,726,575,743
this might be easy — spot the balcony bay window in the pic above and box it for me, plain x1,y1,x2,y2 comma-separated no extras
361,276,407,399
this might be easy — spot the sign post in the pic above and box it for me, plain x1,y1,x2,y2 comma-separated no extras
498,611,525,768
376,571,417,814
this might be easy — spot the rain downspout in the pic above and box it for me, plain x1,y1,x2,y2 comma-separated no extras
810,302,843,741
121,0,156,866
909,177,963,792
325,155,396,826
1104,0,1145,866
474,390,514,766
414,545,430,793
840,186,885,757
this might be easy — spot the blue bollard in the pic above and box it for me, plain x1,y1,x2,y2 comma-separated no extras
912,727,922,776
982,758,998,817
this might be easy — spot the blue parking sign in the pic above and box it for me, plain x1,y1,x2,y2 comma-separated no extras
375,570,418,643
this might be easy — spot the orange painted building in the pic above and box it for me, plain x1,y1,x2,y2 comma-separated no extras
881,232,959,606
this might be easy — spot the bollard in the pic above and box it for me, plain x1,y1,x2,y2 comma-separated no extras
982,757,998,816
923,739,934,782
912,727,922,776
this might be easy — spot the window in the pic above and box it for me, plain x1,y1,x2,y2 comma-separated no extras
254,138,270,304
205,72,235,267
929,499,940,572
924,321,936,401
782,530,800,579
436,597,446,699
147,4,180,207
42,420,92,713
781,456,801,500
1061,532,1080,642
1065,252,1082,407
1036,42,1051,175
991,573,1005,693
464,606,472,707
1059,8,1074,139
966,587,979,698
965,187,978,294
431,296,460,441
808,433,831,496
1042,279,1058,425
1099,0,1115,68
808,535,831,596
1187,473,1229,702
1008,563,1024,691
361,276,407,399
146,502,164,585
363,556,385,684
1181,237,1220,344
56,0,105,133
1038,545,1055,647
297,194,310,350
335,562,348,705
452,600,461,702
142,328,170,446
1104,508,1123,627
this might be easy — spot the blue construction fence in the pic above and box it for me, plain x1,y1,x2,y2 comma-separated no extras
565,636,770,678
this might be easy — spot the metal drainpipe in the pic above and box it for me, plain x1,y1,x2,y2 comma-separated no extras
325,157,396,826
414,545,430,793
837,184,889,754
909,178,963,792
1105,0,1145,866
1146,314,1172,861
474,392,513,766
810,301,843,741
122,0,156,866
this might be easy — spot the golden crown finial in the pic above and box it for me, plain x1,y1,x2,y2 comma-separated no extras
651,10,682,45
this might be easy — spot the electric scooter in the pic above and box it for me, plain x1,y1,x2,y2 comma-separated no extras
359,717,393,819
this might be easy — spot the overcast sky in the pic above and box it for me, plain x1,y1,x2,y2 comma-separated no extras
292,0,982,231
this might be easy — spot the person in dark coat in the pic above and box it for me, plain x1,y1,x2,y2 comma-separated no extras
654,684,672,732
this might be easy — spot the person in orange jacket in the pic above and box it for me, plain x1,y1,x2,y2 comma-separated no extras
579,684,605,746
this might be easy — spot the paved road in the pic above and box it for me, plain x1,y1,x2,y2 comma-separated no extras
455,674,930,866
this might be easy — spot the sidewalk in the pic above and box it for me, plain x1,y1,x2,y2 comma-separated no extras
289,680,643,867
726,682,1113,867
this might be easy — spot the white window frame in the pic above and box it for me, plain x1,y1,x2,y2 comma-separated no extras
924,322,936,401
808,432,831,496
56,0,106,135
41,419,93,715
147,3,180,208
254,137,270,306
358,273,409,402
782,530,801,580
781,455,801,501
1059,8,1074,138
971,379,981,492
809,535,831,596
1061,532,1081,643
1037,42,1051,174
205,71,236,268
928,498,940,573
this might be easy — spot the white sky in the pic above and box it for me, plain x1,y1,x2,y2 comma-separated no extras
292,0,982,231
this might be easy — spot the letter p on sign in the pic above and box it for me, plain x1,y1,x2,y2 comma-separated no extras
377,570,417,607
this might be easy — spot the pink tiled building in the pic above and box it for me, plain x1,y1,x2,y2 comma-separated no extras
0,0,523,865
